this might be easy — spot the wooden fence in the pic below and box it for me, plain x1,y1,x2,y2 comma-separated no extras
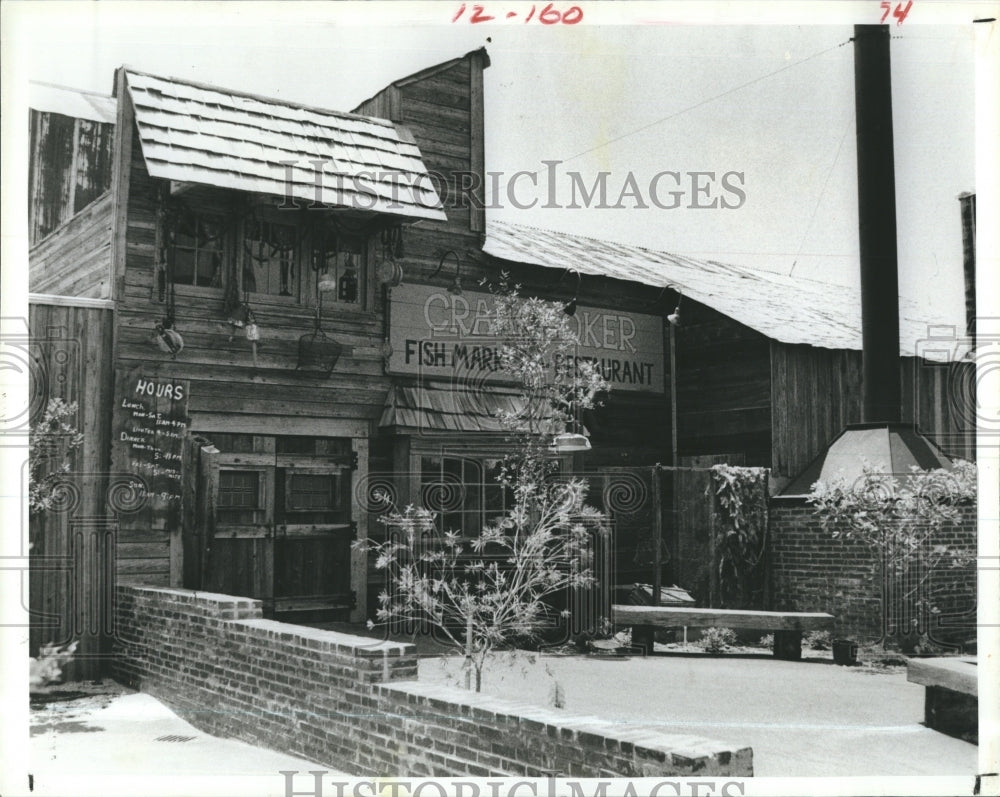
28,295,115,681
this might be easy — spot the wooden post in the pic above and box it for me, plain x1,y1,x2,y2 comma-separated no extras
651,465,662,606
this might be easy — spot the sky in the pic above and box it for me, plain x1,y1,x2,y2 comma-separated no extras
0,1,986,329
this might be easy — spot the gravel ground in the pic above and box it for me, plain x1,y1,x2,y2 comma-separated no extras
416,648,978,777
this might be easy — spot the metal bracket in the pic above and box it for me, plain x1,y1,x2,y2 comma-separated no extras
349,521,359,540
350,451,359,470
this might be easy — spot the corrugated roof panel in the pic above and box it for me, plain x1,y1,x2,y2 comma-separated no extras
484,219,961,357
125,69,444,221
30,82,118,123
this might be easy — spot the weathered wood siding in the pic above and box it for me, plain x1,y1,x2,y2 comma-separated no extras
675,301,772,467
769,343,863,481
770,343,976,482
110,117,389,592
28,298,115,681
354,51,488,281
29,109,114,245
29,191,113,298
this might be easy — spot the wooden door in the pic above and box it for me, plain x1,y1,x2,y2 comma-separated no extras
197,434,356,619
272,456,355,616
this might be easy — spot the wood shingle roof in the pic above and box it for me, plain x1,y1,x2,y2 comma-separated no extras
124,69,446,221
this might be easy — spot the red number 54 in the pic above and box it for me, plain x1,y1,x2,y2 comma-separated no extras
880,0,912,25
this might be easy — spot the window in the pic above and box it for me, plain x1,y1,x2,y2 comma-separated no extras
287,473,343,512
280,468,350,525
217,469,265,524
244,218,299,298
311,227,363,306
169,211,224,287
420,456,514,538
159,194,371,310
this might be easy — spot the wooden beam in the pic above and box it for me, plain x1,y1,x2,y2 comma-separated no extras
612,605,834,632
907,657,978,696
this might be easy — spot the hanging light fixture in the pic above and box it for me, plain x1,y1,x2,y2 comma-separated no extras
551,429,591,453
667,288,683,327
431,251,463,296
563,270,581,316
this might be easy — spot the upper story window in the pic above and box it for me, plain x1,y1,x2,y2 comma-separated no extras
311,227,363,305
244,217,299,299
168,210,225,288
161,193,370,311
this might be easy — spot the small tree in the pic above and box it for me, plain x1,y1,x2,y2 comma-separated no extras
808,459,977,646
358,273,612,690
29,398,85,685
29,397,84,515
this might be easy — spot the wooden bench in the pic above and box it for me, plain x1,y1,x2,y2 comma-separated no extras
612,605,835,660
906,656,978,743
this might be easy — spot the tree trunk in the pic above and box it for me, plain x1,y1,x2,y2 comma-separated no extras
464,612,473,691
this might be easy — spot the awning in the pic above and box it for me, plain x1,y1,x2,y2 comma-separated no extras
124,69,446,222
379,384,560,434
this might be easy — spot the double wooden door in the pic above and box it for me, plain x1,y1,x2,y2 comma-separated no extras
192,434,357,618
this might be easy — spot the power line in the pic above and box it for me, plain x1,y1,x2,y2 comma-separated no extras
790,120,852,277
484,37,853,205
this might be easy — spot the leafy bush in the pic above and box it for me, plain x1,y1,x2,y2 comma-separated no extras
758,633,774,649
699,627,737,653
29,641,78,689
805,630,832,650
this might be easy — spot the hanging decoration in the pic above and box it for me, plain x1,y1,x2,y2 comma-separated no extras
338,254,359,303
376,225,405,287
150,190,184,358
297,293,343,377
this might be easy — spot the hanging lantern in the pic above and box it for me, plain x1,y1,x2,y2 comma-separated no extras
245,310,260,366
338,256,358,303
318,265,338,293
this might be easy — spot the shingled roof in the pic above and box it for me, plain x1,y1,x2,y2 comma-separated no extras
123,69,446,221
484,219,960,358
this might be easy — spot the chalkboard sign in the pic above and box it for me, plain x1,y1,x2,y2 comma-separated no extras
117,374,190,506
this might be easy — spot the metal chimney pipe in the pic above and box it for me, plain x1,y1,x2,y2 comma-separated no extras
853,25,901,423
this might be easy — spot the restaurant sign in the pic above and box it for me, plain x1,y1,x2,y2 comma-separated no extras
388,284,665,393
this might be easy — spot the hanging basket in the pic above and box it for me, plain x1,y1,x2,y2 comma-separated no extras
297,327,343,377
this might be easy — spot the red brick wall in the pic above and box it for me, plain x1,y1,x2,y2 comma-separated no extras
111,585,752,777
768,499,977,645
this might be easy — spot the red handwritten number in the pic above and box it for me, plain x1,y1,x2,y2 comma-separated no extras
453,3,582,24
470,4,495,23
880,0,911,24
539,3,561,23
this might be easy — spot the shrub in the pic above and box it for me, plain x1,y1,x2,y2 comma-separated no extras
758,633,774,649
699,627,737,653
29,641,78,689
805,630,832,650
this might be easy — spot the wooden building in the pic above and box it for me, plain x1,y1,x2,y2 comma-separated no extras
29,50,972,654
30,68,447,630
